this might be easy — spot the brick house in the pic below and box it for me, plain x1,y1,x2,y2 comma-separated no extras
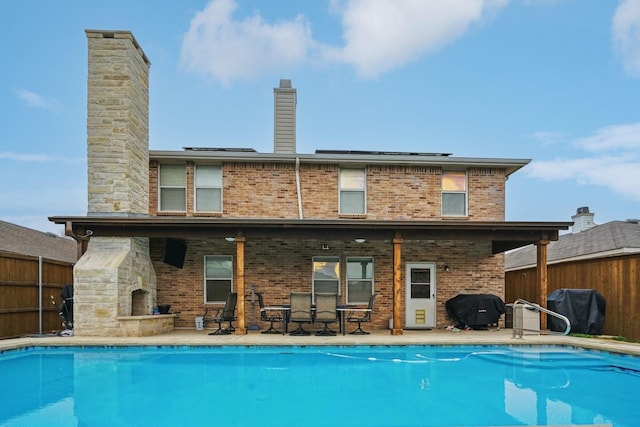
50,30,570,337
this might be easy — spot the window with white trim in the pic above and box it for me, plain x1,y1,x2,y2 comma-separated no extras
204,255,233,304
441,170,467,216
339,168,366,214
346,257,373,304
312,256,340,299
195,165,222,212
159,164,186,212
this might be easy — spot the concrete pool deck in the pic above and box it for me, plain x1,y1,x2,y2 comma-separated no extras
2,328,640,356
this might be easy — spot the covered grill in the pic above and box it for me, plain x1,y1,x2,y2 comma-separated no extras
445,294,506,330
547,289,606,335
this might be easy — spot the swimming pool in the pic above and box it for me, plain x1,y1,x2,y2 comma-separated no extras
0,345,638,426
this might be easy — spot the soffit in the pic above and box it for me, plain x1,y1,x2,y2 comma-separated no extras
49,216,571,254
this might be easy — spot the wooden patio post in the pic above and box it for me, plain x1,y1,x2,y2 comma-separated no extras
536,239,549,331
235,236,247,335
392,233,403,335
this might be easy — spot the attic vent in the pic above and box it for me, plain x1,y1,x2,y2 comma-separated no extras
626,219,640,224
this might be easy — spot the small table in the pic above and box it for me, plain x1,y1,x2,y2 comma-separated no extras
336,307,371,335
261,306,290,335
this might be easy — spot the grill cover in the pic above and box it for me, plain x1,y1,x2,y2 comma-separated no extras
445,294,506,329
547,289,606,334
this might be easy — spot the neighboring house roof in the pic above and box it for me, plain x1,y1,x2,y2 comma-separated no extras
505,220,640,270
0,220,77,263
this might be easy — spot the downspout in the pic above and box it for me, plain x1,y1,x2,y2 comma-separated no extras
295,157,303,219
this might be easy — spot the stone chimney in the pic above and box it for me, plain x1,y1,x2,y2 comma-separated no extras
571,206,596,233
74,30,158,337
274,79,296,153
86,30,150,215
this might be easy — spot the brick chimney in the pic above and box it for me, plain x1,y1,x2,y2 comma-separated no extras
571,206,596,233
273,79,296,153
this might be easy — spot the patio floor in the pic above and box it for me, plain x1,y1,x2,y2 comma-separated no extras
3,327,640,356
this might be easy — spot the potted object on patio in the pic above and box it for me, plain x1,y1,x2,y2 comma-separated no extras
158,304,171,314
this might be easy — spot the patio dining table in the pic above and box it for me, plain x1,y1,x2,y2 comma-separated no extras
262,304,357,335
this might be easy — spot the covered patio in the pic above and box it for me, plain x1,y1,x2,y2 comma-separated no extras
51,216,570,336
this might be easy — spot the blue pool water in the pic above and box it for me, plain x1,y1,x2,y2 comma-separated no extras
0,345,639,427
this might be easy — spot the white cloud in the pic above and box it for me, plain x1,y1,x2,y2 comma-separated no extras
526,123,640,201
573,122,640,151
180,0,317,84
522,0,565,5
325,0,508,78
180,0,508,83
612,0,640,77
0,151,83,164
528,131,566,145
14,88,63,111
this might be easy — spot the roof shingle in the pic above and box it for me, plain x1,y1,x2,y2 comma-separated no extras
0,220,77,263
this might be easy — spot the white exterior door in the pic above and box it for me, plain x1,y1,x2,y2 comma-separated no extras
405,263,436,329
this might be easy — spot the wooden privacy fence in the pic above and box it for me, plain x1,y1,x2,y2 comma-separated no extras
0,251,74,338
505,253,640,341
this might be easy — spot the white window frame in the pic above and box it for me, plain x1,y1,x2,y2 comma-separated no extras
312,256,341,302
194,164,222,213
441,170,468,217
204,255,233,304
346,256,374,304
339,168,367,215
158,164,186,212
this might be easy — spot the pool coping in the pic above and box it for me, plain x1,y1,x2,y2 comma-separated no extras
2,328,640,356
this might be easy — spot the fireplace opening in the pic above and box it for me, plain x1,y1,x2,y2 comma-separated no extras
131,289,149,316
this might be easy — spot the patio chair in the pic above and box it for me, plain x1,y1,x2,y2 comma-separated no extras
289,292,313,336
314,292,338,336
347,293,377,335
256,292,285,334
205,292,237,335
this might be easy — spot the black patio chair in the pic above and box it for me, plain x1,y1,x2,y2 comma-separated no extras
347,293,377,335
204,292,237,335
289,292,313,336
256,292,285,334
314,292,338,336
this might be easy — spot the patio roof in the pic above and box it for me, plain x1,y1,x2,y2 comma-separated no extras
48,216,571,254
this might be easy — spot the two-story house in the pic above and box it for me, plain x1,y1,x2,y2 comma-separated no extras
50,30,570,337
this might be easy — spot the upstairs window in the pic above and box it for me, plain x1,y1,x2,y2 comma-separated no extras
312,256,340,299
159,164,186,212
442,170,467,216
204,255,233,304
346,257,374,304
339,168,366,214
195,165,222,212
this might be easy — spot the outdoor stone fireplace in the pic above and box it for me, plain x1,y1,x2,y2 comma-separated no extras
73,236,173,337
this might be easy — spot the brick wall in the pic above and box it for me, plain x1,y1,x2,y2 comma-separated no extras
153,237,504,331
148,162,507,221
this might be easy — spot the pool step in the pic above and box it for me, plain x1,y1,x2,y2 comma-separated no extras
471,350,611,369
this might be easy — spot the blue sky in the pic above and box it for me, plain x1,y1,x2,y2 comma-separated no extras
1,0,639,234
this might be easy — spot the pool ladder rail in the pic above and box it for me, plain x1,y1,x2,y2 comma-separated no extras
511,298,571,339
